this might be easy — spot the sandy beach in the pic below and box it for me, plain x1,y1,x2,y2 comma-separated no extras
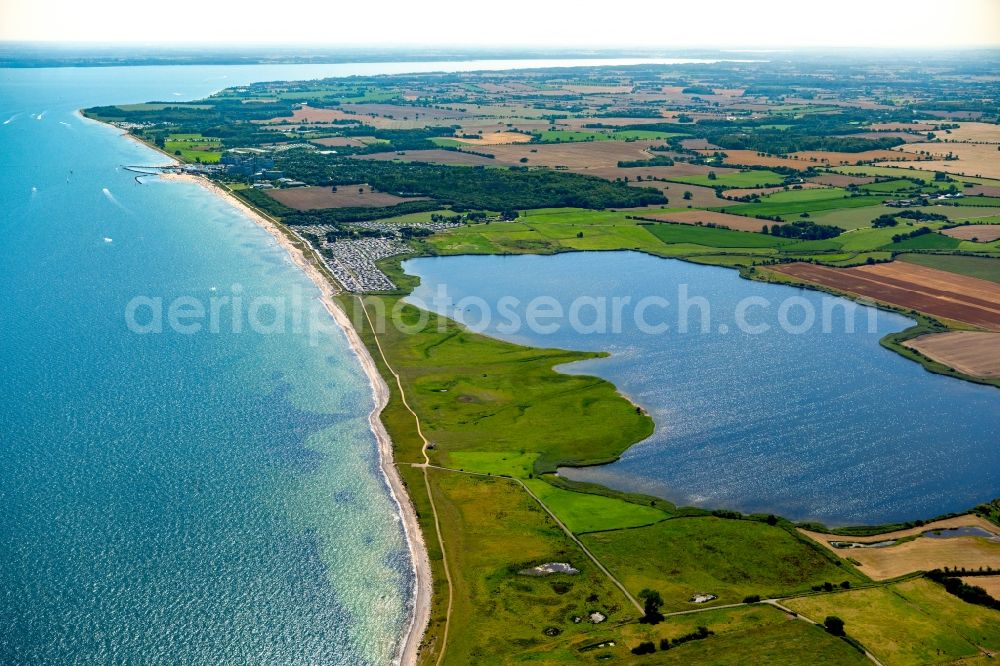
158,167,432,664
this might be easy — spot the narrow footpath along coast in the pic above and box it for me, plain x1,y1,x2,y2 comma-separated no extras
164,171,432,666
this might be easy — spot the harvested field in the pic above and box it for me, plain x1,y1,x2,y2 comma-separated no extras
942,224,1000,242
700,150,812,170
341,102,469,120
807,173,877,187
800,515,1000,580
310,136,370,148
965,184,1000,197
868,122,939,132
791,149,922,165
903,331,1000,378
258,105,355,124
702,149,922,169
585,162,735,181
351,149,497,166
558,116,668,130
936,122,1000,143
897,142,1000,180
962,575,1000,599
630,181,728,208
639,210,777,233
825,537,999,580
680,138,721,150
561,84,633,94
769,261,1000,331
266,185,427,210
452,131,533,145
464,140,658,169
848,131,926,143
723,183,825,199
804,515,1000,545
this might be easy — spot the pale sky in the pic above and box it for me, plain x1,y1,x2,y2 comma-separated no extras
1,0,998,48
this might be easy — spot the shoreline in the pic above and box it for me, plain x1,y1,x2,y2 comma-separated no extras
149,164,431,662
88,115,432,662
177,174,432,666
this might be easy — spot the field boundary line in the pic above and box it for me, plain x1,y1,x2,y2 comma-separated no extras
423,464,644,615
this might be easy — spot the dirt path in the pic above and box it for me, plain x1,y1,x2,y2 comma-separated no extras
162,173,432,666
424,464,644,615
358,299,453,666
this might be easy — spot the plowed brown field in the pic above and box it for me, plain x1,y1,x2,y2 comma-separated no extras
769,261,1000,330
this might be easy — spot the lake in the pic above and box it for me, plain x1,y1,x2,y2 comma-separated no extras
1,58,712,664
405,251,1000,526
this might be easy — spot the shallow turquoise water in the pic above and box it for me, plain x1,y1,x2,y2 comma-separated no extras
0,57,728,663
0,65,424,664
405,252,1000,526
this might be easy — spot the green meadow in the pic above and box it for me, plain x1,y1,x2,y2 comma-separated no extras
786,579,1000,666
581,517,861,612
669,169,787,188
163,133,222,163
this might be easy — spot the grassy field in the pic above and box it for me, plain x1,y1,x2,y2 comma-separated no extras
830,165,1000,187
899,253,1000,283
349,296,653,472
163,133,222,163
536,129,687,143
630,619,870,665
722,194,886,219
613,604,869,664
523,479,670,533
537,130,611,142
785,578,1000,665
581,517,861,611
668,170,787,188
430,470,638,665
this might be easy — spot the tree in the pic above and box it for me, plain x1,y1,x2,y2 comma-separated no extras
639,589,664,624
631,641,656,655
707,171,717,181
824,616,846,636
683,190,693,200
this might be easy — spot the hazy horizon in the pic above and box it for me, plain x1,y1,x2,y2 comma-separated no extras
3,0,998,49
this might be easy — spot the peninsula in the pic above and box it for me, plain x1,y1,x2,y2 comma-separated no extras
84,55,1000,665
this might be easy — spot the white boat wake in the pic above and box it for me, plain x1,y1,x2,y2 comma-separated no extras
102,187,127,210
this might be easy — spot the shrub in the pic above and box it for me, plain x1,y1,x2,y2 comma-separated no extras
824,616,846,636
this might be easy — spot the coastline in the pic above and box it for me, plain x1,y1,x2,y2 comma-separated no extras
82,115,432,661
145,159,432,662
175,173,432,666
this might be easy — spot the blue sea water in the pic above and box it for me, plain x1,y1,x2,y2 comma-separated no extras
0,57,733,664
0,62,476,665
405,252,1000,526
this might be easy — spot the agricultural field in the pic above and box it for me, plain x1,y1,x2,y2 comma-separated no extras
429,470,637,665
768,261,1000,330
162,133,222,163
460,140,661,169
785,579,1000,665
942,224,1000,242
898,254,1000,283
89,58,1000,666
639,209,778,232
799,515,1000,579
666,169,786,188
904,332,1000,379
266,184,428,210
582,517,861,611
